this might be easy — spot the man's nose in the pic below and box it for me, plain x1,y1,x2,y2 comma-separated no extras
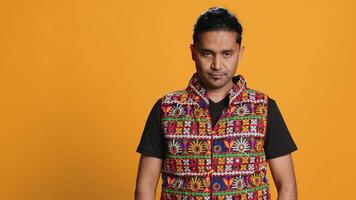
211,55,222,70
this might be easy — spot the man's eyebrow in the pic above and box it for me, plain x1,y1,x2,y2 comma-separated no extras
199,48,214,52
222,48,236,52
199,48,235,52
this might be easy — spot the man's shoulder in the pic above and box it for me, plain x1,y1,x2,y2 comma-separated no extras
160,89,188,104
246,88,279,114
164,89,187,96
244,86,271,102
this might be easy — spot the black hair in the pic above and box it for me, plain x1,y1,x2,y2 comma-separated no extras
193,7,243,45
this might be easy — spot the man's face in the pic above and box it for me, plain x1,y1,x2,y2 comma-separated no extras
190,31,243,90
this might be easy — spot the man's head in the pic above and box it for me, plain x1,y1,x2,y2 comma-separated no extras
190,7,244,90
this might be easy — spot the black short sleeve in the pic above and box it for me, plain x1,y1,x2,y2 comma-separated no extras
136,98,166,159
264,97,298,160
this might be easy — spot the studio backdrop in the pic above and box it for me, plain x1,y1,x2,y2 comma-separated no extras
0,0,355,199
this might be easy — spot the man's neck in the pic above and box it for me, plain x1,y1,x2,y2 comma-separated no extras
206,80,233,103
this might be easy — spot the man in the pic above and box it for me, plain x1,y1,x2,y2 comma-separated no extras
135,7,298,200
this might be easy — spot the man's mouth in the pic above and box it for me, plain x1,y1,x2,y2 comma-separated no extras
209,73,224,78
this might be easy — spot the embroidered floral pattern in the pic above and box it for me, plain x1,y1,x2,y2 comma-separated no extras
188,177,204,191
188,140,206,155
232,137,250,152
168,139,182,155
232,175,246,190
234,104,250,116
169,104,185,117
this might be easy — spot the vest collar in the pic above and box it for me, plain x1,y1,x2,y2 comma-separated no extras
186,72,247,105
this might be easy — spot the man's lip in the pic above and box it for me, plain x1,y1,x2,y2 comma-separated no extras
209,73,224,77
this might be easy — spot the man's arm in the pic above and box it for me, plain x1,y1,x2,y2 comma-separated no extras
135,155,163,200
268,154,298,200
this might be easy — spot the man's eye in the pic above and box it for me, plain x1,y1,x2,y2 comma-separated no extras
203,52,212,57
224,52,232,57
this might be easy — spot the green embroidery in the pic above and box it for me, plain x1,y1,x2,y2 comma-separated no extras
165,152,265,159
213,183,270,195
221,115,264,122
166,154,211,159
213,152,265,158
162,115,264,123
162,183,270,196
162,117,208,122
162,188,210,196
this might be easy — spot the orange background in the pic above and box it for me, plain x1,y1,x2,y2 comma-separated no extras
0,0,355,199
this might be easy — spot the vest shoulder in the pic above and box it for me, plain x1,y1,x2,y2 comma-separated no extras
244,87,270,100
162,89,187,97
161,89,188,104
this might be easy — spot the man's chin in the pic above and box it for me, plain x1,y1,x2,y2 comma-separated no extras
206,79,228,89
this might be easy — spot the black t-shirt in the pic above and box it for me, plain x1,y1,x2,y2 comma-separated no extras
136,96,298,161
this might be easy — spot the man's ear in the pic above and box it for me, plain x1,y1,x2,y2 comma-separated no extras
190,44,196,61
237,44,245,63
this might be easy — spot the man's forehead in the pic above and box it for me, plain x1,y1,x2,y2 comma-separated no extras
196,31,239,50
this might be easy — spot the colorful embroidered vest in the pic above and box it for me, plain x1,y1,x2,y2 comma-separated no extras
160,72,271,200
